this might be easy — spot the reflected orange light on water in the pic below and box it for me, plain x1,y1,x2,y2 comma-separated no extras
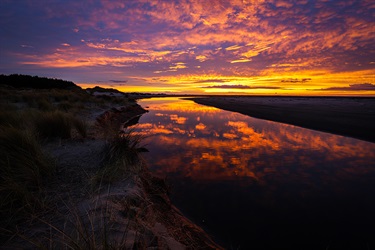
134,98,375,185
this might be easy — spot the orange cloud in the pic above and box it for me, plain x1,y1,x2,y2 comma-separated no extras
230,59,252,64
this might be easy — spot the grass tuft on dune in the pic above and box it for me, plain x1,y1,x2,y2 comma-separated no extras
93,128,145,186
33,111,87,139
0,127,54,225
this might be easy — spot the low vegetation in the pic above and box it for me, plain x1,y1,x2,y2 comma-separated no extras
0,76,141,246
0,75,217,249
0,74,79,90
0,127,53,227
0,93,89,238
33,111,87,139
93,129,146,186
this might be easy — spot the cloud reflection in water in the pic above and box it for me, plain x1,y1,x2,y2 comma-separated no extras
133,98,375,186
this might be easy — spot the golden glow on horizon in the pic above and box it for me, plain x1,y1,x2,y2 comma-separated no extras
77,68,375,96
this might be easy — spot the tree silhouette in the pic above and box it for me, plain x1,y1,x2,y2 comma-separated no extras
0,74,80,89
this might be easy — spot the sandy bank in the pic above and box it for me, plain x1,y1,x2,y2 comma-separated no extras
2,98,221,249
192,96,375,142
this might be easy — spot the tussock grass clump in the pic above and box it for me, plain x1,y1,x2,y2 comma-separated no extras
34,111,72,139
72,118,88,138
16,89,89,112
0,127,53,224
94,129,145,185
57,101,74,111
33,111,87,139
0,88,21,103
0,110,22,128
36,98,54,111
95,113,122,139
15,194,148,249
49,89,89,103
102,129,145,167
21,92,41,108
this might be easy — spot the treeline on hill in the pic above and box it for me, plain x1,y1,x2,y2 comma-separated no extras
86,86,125,95
0,74,80,90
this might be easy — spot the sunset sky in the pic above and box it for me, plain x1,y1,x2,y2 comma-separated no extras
0,0,374,95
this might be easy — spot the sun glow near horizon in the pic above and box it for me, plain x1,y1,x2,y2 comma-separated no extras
78,69,375,96
1,0,374,96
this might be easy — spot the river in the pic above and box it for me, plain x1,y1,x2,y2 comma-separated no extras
132,97,375,249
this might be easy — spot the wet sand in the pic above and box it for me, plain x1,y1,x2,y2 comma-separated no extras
192,96,375,143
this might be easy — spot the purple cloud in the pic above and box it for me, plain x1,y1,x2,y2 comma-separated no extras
109,80,128,83
321,83,375,91
203,85,281,89
281,78,312,83
194,79,227,83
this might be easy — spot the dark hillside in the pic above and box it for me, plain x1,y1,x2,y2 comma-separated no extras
86,86,125,94
0,74,80,90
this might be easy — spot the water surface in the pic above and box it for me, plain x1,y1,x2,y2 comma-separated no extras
133,97,375,249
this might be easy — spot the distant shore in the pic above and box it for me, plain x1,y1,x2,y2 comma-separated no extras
191,96,375,143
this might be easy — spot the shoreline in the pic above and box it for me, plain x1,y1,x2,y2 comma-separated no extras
191,96,375,143
96,104,222,248
0,86,221,249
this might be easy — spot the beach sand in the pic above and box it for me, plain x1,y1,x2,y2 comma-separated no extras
192,96,375,143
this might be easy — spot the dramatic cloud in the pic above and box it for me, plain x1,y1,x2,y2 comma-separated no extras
204,85,281,89
321,83,375,91
0,0,374,95
281,78,312,83
109,80,128,83
194,79,227,84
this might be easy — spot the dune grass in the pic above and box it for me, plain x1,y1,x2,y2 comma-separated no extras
0,89,89,231
5,186,154,249
72,117,88,138
0,127,54,226
0,110,22,129
57,101,74,112
102,129,145,166
93,129,146,186
33,111,72,139
0,84,134,114
0,87,136,214
0,86,153,247
33,111,87,139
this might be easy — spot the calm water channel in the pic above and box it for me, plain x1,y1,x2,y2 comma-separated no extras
133,97,375,249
